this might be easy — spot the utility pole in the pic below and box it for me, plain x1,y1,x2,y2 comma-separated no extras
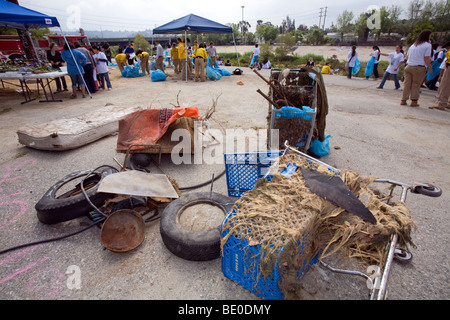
318,7,323,29
322,6,328,30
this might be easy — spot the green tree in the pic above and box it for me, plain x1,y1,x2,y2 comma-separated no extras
336,10,354,42
308,28,326,45
255,23,279,44
133,34,151,52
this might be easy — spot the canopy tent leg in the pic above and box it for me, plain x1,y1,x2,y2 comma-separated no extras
232,32,240,67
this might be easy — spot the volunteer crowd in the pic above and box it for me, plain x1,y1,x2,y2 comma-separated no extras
52,31,449,109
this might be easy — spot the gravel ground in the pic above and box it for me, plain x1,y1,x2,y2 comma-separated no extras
0,61,448,302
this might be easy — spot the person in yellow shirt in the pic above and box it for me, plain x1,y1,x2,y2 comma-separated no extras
170,43,180,74
178,37,193,80
135,50,150,74
115,53,128,73
321,62,333,74
193,43,208,82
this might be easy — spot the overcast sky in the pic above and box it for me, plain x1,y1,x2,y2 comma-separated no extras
18,0,414,32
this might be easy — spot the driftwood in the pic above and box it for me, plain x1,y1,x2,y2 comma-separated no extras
253,69,296,107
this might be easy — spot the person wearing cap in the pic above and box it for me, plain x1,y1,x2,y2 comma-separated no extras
193,43,207,82
431,42,450,110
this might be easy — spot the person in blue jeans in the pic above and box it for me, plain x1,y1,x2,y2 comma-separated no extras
92,46,112,90
61,42,87,98
377,45,404,90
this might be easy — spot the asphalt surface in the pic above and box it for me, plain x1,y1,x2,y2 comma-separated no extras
0,68,448,302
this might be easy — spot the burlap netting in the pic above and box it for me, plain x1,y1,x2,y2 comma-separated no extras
221,154,417,282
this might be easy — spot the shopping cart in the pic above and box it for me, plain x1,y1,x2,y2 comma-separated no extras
221,141,442,300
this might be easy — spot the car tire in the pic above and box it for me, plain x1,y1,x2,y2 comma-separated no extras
35,168,115,224
160,192,235,261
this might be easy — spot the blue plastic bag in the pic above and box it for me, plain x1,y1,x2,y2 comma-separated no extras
352,59,360,75
215,67,231,76
151,69,166,82
308,135,331,157
206,65,222,80
365,57,375,77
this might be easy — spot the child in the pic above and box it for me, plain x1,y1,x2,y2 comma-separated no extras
377,45,404,90
92,46,112,91
321,62,333,74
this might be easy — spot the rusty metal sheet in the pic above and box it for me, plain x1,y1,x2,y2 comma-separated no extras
97,171,179,198
100,209,145,253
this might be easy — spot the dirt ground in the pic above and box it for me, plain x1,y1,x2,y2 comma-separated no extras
0,47,449,301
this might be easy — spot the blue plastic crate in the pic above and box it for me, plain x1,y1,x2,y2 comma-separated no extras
221,208,318,300
224,151,283,197
221,151,338,300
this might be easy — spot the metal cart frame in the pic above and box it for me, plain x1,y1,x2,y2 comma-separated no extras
281,141,442,300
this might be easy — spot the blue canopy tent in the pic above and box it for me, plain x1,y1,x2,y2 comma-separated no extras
153,14,239,80
0,0,91,97
0,0,60,29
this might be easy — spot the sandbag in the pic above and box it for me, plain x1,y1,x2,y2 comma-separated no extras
122,63,145,78
151,69,166,82
206,65,222,81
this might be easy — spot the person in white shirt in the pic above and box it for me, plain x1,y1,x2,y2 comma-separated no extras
92,46,111,90
155,40,165,73
401,29,433,107
367,46,381,79
347,45,358,79
377,45,404,90
206,42,217,67
250,44,260,69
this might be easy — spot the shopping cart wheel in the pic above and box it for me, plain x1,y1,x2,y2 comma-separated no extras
412,184,442,197
393,248,413,264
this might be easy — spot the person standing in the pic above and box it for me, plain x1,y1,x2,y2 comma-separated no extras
193,43,207,82
367,46,381,79
207,41,217,67
426,43,447,90
377,45,404,90
250,44,260,69
74,41,96,94
431,44,450,110
155,40,165,73
347,45,358,79
401,30,433,107
124,44,135,65
61,42,87,99
178,38,192,80
170,43,180,74
46,42,68,92
102,43,112,63
92,46,112,91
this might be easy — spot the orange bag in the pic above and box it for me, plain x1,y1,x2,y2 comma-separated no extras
116,107,200,152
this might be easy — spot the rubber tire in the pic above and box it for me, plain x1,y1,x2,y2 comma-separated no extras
160,192,235,261
35,168,115,224
413,185,442,197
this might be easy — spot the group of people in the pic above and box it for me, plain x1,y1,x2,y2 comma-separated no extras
345,30,450,110
47,41,113,99
114,38,228,82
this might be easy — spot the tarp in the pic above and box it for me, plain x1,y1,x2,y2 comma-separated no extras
116,107,200,152
153,14,232,34
0,0,60,29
